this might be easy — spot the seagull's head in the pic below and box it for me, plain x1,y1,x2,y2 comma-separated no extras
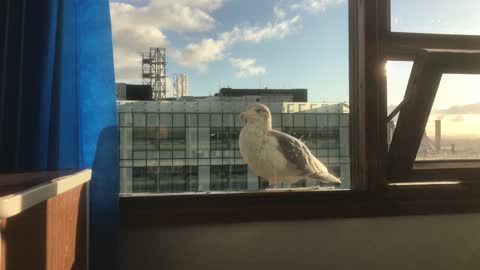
240,104,272,129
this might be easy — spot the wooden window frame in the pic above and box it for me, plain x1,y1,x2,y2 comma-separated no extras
380,0,480,182
120,0,480,226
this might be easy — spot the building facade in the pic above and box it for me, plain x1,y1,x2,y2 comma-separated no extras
118,100,350,193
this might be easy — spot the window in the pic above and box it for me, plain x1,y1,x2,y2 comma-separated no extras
112,0,351,194
379,0,480,181
418,75,480,160
210,165,248,191
391,0,480,35
387,61,480,160
113,0,480,228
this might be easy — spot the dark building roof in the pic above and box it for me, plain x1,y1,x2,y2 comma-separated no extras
125,84,152,100
215,88,308,102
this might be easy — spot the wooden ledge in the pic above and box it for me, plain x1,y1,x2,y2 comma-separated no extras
414,160,480,169
0,169,91,219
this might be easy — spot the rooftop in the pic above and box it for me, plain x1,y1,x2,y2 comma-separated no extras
215,87,308,102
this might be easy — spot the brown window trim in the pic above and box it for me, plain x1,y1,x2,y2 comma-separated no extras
383,32,480,61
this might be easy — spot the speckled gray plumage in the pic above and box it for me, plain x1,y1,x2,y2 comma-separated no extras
239,104,341,186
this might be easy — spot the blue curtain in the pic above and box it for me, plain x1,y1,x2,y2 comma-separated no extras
0,0,119,269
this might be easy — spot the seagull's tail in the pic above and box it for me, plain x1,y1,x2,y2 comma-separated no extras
308,172,341,186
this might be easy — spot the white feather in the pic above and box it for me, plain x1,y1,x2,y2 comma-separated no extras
239,104,341,187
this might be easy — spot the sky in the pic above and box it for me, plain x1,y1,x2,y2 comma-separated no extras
109,0,349,102
110,0,480,139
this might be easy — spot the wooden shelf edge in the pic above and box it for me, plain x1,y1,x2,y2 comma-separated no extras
0,169,91,219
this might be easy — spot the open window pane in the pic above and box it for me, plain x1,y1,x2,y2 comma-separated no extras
386,60,413,148
387,61,480,161
417,74,480,160
391,0,480,35
112,0,351,193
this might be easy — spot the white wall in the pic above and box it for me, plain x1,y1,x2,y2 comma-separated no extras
120,213,480,270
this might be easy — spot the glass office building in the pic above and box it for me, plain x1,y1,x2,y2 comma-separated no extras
118,99,350,193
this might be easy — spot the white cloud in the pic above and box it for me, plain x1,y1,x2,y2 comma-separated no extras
110,2,218,35
227,16,301,43
274,4,287,19
393,16,400,25
290,0,344,13
274,0,343,16
230,58,266,78
173,16,301,71
110,0,224,81
174,38,227,72
111,0,301,80
149,0,224,12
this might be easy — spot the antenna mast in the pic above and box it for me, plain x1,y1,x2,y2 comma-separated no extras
141,48,167,100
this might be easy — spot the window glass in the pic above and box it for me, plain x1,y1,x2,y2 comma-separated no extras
198,114,209,127
119,113,132,126
173,114,185,127
386,60,413,148
230,165,248,190
304,128,317,149
119,127,133,159
387,61,480,160
133,151,146,160
294,114,305,127
391,0,480,35
186,128,198,158
223,114,234,127
186,166,199,192
133,127,146,150
146,114,158,127
172,166,186,192
158,166,173,192
340,114,348,127
160,151,172,159
282,114,293,127
211,114,222,127
158,127,172,150
418,75,480,160
113,0,351,193
328,114,339,127
186,114,198,126
210,165,224,191
159,114,172,127
146,128,158,150
132,167,146,192
172,128,185,150
305,114,316,127
173,151,185,159
317,114,328,127
145,167,158,192
234,112,244,127
271,114,281,127
133,113,145,127
197,128,210,158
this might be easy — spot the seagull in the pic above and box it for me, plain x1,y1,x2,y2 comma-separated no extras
239,103,341,188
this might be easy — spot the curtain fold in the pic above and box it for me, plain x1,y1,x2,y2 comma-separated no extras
0,0,119,269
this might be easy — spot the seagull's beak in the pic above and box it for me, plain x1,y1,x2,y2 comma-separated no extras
239,112,249,123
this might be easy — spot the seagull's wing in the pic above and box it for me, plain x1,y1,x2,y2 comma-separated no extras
271,129,327,174
271,129,340,184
